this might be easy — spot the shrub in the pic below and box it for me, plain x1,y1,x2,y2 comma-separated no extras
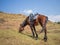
0,11,4,13
56,22,60,24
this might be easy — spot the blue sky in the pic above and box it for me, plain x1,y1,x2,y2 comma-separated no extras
0,0,60,22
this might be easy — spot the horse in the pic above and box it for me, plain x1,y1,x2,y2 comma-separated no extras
19,14,48,42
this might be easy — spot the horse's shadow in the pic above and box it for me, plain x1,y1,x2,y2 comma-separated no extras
19,32,48,42
20,32,33,37
20,32,40,40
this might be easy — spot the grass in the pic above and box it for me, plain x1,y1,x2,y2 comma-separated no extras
0,12,60,45
0,29,60,45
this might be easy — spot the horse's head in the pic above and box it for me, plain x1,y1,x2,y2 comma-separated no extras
19,19,27,33
19,24,24,33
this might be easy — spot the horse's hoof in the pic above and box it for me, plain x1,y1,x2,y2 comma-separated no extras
44,38,47,42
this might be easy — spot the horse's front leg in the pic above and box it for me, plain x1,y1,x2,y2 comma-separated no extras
30,25,35,38
33,25,38,40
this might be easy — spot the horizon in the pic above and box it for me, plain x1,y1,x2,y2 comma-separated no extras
0,0,60,22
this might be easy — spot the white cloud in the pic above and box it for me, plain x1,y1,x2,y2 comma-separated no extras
48,15,60,22
23,9,33,14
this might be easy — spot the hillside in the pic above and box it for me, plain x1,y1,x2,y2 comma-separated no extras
0,12,60,45
0,12,26,30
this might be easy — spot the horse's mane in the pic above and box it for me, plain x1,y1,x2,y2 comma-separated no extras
21,16,29,27
21,19,27,27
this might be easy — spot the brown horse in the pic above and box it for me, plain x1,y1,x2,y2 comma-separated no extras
19,14,48,42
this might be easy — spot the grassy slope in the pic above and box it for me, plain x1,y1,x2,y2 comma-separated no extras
0,13,60,45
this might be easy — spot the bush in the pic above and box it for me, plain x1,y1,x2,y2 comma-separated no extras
56,22,60,24
0,11,4,13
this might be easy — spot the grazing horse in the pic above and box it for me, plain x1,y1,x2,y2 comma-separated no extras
19,14,48,42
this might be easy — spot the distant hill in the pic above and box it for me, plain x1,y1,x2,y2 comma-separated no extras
0,12,26,30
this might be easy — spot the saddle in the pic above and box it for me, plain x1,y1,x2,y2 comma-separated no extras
28,15,38,25
29,15,38,22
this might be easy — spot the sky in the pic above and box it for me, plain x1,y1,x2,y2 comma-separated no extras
0,0,60,22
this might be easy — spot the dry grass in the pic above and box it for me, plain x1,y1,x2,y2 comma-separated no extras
0,12,60,45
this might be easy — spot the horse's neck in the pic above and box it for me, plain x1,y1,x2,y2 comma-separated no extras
21,19,27,27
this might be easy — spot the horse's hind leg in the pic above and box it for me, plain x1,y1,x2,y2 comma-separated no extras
40,23,47,42
40,17,48,42
39,22,44,33
40,26,44,33
43,17,48,42
39,17,48,34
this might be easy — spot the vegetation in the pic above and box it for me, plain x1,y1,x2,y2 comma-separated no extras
0,11,4,13
57,22,60,24
0,13,60,45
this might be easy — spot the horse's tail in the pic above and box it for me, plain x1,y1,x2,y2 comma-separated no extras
46,16,48,23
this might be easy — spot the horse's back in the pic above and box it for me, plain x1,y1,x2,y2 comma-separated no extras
37,14,48,24
38,14,47,20
27,14,48,25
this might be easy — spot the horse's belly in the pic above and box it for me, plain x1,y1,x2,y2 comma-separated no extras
34,21,39,26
